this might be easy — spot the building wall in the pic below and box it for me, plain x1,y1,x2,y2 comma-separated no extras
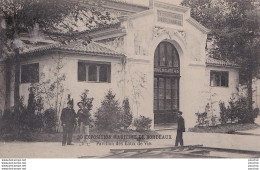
204,66,239,121
18,52,124,120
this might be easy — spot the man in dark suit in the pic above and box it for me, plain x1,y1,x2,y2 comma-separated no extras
61,101,77,146
175,111,185,146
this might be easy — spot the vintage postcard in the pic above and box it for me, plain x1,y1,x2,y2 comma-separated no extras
0,0,260,160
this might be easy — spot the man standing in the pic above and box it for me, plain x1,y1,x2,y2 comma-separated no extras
61,101,76,146
175,111,185,146
77,102,91,146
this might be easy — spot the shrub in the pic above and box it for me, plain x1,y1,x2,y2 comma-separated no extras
195,112,209,127
94,90,122,131
43,109,57,133
0,97,43,141
133,115,152,132
219,102,228,125
122,98,133,130
236,97,258,123
219,96,258,125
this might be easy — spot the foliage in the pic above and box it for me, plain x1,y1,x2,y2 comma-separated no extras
181,0,260,116
0,0,118,58
133,115,152,132
80,89,94,111
79,89,94,127
94,90,122,131
219,96,258,124
219,102,229,124
122,98,133,130
0,97,43,141
43,108,57,133
195,112,209,127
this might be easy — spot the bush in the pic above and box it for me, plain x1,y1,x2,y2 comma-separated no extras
122,98,133,130
133,115,152,132
219,102,229,125
94,90,122,131
195,112,209,127
0,98,43,141
43,109,57,133
219,97,258,125
236,97,258,123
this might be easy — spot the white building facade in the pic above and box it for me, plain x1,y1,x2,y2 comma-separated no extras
0,1,240,129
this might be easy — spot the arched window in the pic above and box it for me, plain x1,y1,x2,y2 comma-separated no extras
154,42,180,124
154,42,179,68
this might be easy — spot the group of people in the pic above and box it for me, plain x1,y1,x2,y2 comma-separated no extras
60,101,91,146
60,101,186,147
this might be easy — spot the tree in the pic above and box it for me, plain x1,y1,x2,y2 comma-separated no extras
122,98,133,130
182,0,260,122
94,90,122,131
0,0,118,110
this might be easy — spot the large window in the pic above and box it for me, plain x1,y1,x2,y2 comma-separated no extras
154,42,179,68
21,63,39,83
78,61,111,83
210,71,229,87
154,77,179,111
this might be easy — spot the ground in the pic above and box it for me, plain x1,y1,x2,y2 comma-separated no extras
0,116,260,158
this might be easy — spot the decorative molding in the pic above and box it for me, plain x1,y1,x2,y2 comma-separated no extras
152,26,186,42
186,18,210,34
154,1,189,13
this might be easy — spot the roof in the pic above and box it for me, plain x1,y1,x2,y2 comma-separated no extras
186,18,210,34
59,40,124,56
206,57,239,68
18,40,124,57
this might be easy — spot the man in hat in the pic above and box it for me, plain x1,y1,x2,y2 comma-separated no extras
61,100,77,146
175,111,185,147
77,101,91,146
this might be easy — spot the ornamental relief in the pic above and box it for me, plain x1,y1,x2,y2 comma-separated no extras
152,26,186,43
134,29,152,56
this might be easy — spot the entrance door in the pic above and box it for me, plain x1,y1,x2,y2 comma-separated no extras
154,42,180,124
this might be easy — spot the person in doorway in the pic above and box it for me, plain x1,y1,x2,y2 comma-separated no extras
61,100,77,146
77,102,91,146
175,111,185,147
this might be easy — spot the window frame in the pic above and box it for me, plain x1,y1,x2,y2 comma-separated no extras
210,70,229,87
77,61,111,83
20,63,39,84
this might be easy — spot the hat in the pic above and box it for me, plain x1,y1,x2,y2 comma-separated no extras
67,100,73,105
77,101,83,107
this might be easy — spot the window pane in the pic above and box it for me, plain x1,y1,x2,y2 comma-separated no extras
159,43,166,66
166,43,173,67
159,89,165,99
88,65,97,81
30,64,39,83
173,99,178,109
21,65,29,83
21,63,39,83
154,48,159,67
159,99,165,110
154,99,158,110
210,71,229,87
166,78,171,89
78,62,86,81
154,88,158,99
173,48,179,67
154,77,158,88
166,89,171,99
99,65,108,82
159,78,164,88
166,99,171,110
